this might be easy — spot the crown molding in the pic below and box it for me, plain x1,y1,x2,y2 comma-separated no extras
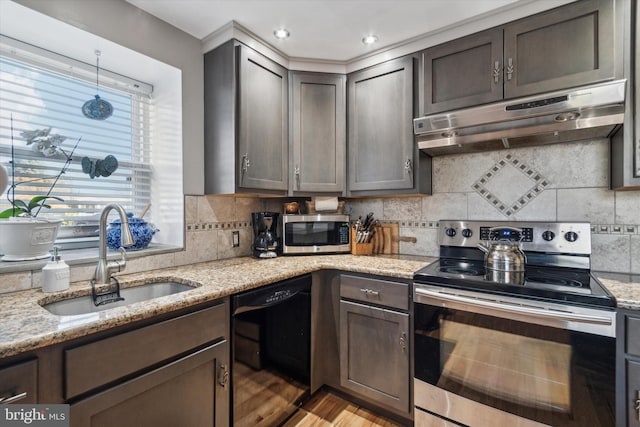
343,0,575,73
201,0,575,74
202,20,289,68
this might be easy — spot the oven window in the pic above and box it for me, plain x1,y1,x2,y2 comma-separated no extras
414,305,615,427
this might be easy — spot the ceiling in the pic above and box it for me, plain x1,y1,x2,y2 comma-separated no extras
125,0,523,62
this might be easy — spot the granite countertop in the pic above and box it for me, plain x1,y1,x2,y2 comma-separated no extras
0,254,434,359
596,272,640,311
1,255,638,360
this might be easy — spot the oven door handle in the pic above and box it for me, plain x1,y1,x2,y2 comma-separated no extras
414,288,613,325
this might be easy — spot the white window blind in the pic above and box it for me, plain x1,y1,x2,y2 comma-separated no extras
0,52,153,236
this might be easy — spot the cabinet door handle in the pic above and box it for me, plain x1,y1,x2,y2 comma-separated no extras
506,58,514,81
635,390,640,421
404,158,413,184
241,153,250,182
492,60,501,84
0,391,27,404
217,364,229,389
294,165,300,190
400,332,407,352
359,288,379,296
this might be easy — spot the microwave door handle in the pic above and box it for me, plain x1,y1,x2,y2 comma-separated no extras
414,288,612,325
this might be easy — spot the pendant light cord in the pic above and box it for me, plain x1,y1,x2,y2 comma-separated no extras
95,50,101,95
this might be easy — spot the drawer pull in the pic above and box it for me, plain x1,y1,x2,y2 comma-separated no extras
636,390,640,421
0,392,27,404
359,288,379,297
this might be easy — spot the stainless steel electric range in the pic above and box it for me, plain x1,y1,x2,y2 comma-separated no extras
413,220,616,427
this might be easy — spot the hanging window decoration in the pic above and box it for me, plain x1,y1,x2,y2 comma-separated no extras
81,155,119,179
82,50,114,120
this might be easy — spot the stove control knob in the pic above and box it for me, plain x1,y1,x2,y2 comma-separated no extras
564,231,579,242
542,230,555,241
461,228,473,238
445,228,456,237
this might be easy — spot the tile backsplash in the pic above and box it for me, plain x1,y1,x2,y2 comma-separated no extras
346,138,639,274
1,137,638,294
181,195,263,263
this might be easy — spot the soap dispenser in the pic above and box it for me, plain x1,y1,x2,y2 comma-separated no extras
42,246,70,293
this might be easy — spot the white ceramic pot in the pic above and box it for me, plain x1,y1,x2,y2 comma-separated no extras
0,217,63,261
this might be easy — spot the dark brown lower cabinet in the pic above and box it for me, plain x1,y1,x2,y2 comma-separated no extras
7,299,232,426
0,359,38,404
617,309,640,427
340,300,409,412
626,359,640,427
339,274,410,414
70,340,228,427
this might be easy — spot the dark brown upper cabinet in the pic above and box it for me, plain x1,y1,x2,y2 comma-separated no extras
205,41,289,195
289,72,346,196
421,0,617,116
347,55,431,195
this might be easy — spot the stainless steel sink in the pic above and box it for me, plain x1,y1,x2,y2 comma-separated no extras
41,282,195,316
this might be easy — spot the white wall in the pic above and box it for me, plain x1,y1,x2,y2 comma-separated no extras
12,0,205,195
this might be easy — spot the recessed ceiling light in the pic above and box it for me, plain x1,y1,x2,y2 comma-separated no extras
362,35,378,45
273,28,290,40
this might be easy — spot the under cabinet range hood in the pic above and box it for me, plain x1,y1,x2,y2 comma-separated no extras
414,79,626,156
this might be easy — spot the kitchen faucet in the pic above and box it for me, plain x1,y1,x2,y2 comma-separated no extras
93,204,135,285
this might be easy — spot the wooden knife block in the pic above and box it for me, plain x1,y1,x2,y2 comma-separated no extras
350,227,373,255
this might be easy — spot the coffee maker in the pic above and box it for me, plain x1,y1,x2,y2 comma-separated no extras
251,212,280,258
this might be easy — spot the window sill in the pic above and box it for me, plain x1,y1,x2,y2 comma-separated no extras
0,244,183,275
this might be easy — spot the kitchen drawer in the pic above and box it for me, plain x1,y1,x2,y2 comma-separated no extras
234,334,262,370
65,302,227,399
235,318,261,341
627,315,640,357
340,274,408,310
0,359,37,404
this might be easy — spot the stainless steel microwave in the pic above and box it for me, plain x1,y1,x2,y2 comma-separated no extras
282,214,350,255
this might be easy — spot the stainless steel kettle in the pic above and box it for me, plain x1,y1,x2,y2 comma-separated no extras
477,227,526,272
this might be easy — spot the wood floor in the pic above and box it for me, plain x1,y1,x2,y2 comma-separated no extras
234,362,308,427
234,361,403,427
283,389,404,427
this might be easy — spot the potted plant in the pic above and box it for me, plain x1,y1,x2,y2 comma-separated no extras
0,123,79,261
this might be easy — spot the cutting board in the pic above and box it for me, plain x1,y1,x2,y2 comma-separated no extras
370,222,418,254
371,223,399,254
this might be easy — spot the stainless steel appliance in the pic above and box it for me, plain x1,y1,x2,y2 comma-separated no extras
281,214,350,255
231,275,311,427
413,220,616,427
414,79,626,156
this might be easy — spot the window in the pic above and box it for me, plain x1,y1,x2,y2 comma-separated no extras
0,38,154,246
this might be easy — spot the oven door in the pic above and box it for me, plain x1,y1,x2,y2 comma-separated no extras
413,284,616,427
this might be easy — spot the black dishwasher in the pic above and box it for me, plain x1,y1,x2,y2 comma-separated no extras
231,274,311,427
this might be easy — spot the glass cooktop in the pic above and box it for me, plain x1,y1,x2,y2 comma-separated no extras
414,259,616,308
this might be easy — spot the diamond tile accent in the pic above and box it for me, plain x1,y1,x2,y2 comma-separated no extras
472,154,550,217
